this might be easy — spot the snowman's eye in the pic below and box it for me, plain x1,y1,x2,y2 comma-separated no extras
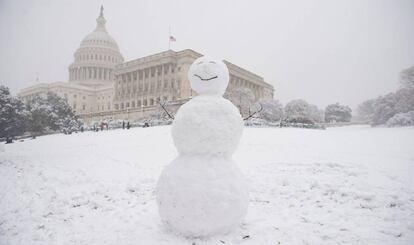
209,61,216,64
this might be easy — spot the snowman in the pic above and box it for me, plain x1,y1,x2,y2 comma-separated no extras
156,56,248,237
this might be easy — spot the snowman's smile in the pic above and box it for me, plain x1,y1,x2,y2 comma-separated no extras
194,74,218,81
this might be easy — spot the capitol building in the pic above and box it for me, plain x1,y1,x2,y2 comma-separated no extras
19,7,274,124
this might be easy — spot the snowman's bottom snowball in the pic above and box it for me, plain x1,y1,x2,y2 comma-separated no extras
156,155,248,237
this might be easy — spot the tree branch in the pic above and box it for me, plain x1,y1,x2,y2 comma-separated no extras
244,103,263,121
158,101,175,120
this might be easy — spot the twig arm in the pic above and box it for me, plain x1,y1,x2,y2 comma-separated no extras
243,103,263,121
158,101,175,120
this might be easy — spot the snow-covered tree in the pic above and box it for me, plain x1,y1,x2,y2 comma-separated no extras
394,87,414,114
0,85,27,139
26,98,52,134
225,87,256,118
26,92,82,135
386,111,414,127
358,88,414,126
284,99,314,123
258,99,284,122
324,103,352,123
308,104,325,123
356,65,414,126
400,65,414,89
371,93,398,126
356,99,376,123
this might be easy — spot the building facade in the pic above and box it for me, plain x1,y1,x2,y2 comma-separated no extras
19,7,274,124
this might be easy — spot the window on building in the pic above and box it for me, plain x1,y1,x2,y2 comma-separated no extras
132,101,135,107
163,96,168,101
82,104,86,110
115,104,119,110
143,99,147,106
73,103,77,109
137,100,141,107
74,94,77,98
121,103,124,109
126,102,130,108
150,99,154,105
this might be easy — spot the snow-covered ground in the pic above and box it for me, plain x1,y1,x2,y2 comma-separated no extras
0,125,413,245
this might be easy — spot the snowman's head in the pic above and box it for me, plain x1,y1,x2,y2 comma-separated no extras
188,56,229,96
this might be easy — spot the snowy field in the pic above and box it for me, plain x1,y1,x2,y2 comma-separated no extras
0,125,413,245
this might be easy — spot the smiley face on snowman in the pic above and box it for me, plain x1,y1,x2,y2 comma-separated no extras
188,56,229,96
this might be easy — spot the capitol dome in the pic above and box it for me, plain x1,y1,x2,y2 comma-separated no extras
69,6,124,87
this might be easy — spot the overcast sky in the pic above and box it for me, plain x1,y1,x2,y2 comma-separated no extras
0,0,413,108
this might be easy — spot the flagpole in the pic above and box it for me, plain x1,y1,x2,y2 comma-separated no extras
168,26,171,50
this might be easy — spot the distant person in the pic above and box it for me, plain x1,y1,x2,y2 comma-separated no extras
127,122,130,129
122,121,125,129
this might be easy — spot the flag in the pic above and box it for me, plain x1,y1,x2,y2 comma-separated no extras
170,36,176,42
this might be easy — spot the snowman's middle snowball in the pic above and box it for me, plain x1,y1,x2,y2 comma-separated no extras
172,95,243,156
